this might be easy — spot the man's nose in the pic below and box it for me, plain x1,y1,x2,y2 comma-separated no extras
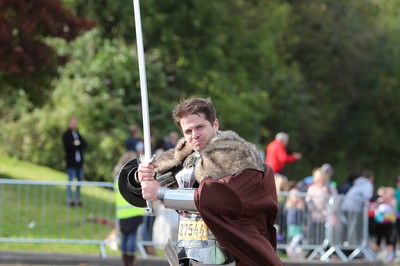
192,130,199,139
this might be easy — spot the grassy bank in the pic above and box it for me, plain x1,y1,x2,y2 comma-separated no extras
0,154,119,257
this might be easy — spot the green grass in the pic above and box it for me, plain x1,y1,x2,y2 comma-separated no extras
0,154,120,256
0,155,67,181
0,154,283,260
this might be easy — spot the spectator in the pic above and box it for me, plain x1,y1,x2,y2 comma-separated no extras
342,170,375,210
297,163,336,193
154,137,169,157
62,117,87,207
369,186,386,249
265,132,302,175
296,167,318,193
285,188,305,258
338,171,359,195
125,125,144,155
395,176,400,257
114,152,144,266
275,174,291,243
321,163,336,188
373,186,397,262
165,131,179,150
305,168,337,245
341,170,375,246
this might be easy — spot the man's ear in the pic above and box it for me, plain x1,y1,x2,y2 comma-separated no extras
213,119,219,131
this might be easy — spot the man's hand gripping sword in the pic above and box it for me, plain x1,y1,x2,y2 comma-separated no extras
141,154,156,216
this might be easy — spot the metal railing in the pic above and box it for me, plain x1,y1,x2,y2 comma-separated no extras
275,191,377,262
0,179,115,258
0,179,379,262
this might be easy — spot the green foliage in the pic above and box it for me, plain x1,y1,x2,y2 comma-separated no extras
1,29,168,181
279,0,400,183
2,0,400,187
0,89,33,122
0,0,96,106
66,0,136,42
62,0,291,141
138,0,294,141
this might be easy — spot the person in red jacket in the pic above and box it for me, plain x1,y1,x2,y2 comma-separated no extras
265,132,302,174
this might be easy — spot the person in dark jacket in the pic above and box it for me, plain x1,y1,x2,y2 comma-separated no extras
62,117,87,207
125,125,144,153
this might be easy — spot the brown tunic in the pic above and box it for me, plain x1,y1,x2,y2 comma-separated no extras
119,130,283,265
194,165,283,266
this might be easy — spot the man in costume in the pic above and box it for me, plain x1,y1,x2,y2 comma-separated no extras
119,97,282,266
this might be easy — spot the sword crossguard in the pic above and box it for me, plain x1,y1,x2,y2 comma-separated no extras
140,154,156,164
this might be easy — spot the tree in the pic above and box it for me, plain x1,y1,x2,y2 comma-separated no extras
282,0,400,183
1,29,170,181
0,0,96,107
5,0,400,185
67,0,299,143
1,0,300,180
67,0,136,42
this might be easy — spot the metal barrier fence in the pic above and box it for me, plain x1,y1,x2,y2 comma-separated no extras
0,179,115,258
276,191,377,262
0,179,379,262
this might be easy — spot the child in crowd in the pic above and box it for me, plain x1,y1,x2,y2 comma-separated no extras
285,188,305,258
373,186,397,262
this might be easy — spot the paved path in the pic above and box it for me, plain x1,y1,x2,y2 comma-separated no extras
0,251,389,266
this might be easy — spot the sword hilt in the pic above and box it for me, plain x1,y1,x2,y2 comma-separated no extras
140,154,157,216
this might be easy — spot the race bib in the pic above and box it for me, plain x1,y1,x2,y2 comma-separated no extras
178,212,208,241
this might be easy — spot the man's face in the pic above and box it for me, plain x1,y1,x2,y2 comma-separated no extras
69,118,78,131
282,138,289,146
180,113,218,152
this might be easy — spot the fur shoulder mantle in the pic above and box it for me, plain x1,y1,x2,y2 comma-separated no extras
156,130,264,183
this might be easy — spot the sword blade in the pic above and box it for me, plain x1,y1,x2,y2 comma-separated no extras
132,0,155,216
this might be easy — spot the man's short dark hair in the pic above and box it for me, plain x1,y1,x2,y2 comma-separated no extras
172,97,216,131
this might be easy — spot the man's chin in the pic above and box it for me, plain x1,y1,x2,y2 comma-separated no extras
192,143,204,152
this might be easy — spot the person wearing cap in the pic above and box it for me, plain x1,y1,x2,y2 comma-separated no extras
321,163,333,178
321,163,337,188
265,132,302,175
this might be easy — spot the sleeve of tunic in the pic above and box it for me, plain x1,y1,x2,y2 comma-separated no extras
194,166,283,266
